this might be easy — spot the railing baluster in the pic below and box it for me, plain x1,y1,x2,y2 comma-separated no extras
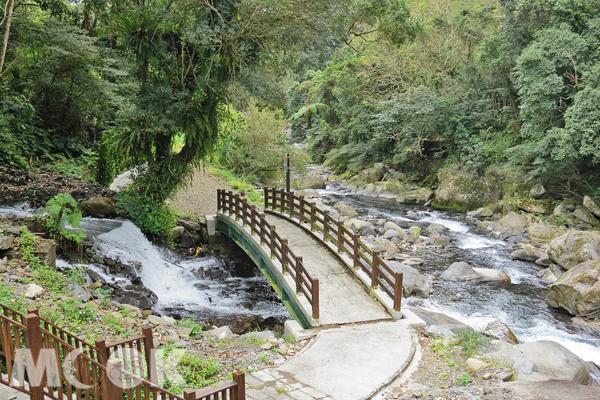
353,233,360,269
312,279,319,320
296,257,303,294
394,272,404,312
281,239,289,274
371,251,380,289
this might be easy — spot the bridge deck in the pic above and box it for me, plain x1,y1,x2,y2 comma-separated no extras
265,214,391,325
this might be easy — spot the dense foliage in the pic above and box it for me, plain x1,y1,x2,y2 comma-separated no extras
2,0,600,205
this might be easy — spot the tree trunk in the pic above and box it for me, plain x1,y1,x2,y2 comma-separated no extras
0,0,15,76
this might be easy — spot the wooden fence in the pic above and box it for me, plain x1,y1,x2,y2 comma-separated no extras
263,188,403,313
217,189,320,320
0,303,245,400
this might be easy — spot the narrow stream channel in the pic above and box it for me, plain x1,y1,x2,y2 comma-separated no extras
317,188,600,364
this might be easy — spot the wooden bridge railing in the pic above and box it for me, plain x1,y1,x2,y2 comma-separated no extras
264,188,403,313
0,303,246,400
217,189,320,320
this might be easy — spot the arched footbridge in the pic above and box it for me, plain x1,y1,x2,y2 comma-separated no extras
214,189,406,329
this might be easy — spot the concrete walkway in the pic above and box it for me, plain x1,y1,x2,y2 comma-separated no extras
264,215,391,325
247,319,422,400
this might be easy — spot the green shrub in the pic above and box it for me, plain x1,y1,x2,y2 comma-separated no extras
115,190,176,237
38,193,87,243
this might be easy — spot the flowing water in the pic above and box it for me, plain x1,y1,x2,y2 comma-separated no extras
0,205,290,329
318,189,600,364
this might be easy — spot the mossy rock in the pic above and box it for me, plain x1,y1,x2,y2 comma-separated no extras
433,165,503,211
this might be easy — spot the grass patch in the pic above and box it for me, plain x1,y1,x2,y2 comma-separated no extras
452,327,491,358
208,166,263,204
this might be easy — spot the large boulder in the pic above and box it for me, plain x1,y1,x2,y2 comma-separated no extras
547,231,600,269
333,201,358,218
527,223,567,247
491,212,530,239
344,219,364,234
397,188,434,205
79,197,116,217
0,236,13,251
546,260,600,317
473,267,511,282
359,168,384,183
517,341,592,385
386,261,431,297
510,247,547,263
573,206,600,228
466,207,494,219
484,319,519,344
379,180,412,195
302,176,326,189
517,199,551,215
433,166,502,210
583,196,600,218
113,284,158,310
440,262,481,281
529,183,546,199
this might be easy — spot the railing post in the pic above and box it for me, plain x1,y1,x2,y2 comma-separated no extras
394,272,404,312
233,371,246,400
337,220,344,254
142,326,157,384
269,225,275,258
264,187,269,209
310,201,316,230
312,279,319,320
281,239,289,274
371,252,380,289
353,234,360,269
234,193,239,220
296,257,303,294
288,191,294,217
95,339,109,366
217,189,222,211
259,216,266,245
184,389,197,400
250,205,257,234
106,359,124,400
299,196,305,223
24,313,44,400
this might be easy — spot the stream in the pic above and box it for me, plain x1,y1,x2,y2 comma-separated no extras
317,188,600,365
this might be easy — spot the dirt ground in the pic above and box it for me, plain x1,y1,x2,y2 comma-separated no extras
168,168,230,216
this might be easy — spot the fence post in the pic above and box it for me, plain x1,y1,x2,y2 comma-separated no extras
217,189,222,211
250,205,257,234
259,217,266,245
106,359,124,400
312,279,320,320
281,239,289,274
234,194,240,220
184,389,197,400
353,234,360,269
310,202,316,231
269,225,275,258
337,220,343,254
24,314,44,400
394,272,404,312
263,187,269,209
296,257,303,294
142,326,157,384
371,252,380,289
233,370,246,400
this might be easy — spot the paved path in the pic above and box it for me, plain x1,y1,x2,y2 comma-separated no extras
264,214,391,325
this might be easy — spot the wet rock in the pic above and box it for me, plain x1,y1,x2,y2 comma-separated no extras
510,247,546,263
113,285,158,310
484,319,519,344
333,201,358,218
386,261,431,297
302,177,326,189
583,196,600,219
397,188,434,205
537,268,559,283
529,184,546,199
361,225,377,237
547,230,600,269
517,340,592,384
473,267,511,282
546,260,600,317
25,283,44,298
467,208,494,218
527,223,567,247
79,197,115,217
86,269,107,285
440,262,481,282
360,168,383,183
0,236,13,250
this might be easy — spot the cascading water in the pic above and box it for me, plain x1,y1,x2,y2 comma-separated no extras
319,189,600,364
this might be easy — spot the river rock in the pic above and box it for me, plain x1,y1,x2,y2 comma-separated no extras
367,240,398,254
380,180,413,195
553,203,575,217
546,260,600,317
378,193,399,200
517,199,551,215
302,176,326,189
25,283,44,298
208,326,234,340
467,207,494,219
120,304,143,318
79,197,116,217
240,330,275,342
517,341,592,384
383,230,399,239
297,189,320,198
147,315,163,326
333,201,358,218
538,267,559,283
529,184,546,199
397,188,434,205
466,358,488,372
0,236,13,250
344,219,364,233
510,247,546,263
473,268,511,282
573,206,600,227
490,212,529,239
178,219,203,232
171,226,185,239
383,222,406,239
527,223,567,247
386,261,431,297
547,230,600,269
583,196,600,218
113,285,158,310
501,380,600,400
361,225,377,237
484,319,519,344
427,223,448,235
162,331,180,344
35,239,56,269
486,348,534,375
67,283,91,301
360,168,383,183
405,226,422,244
440,262,481,281
433,165,502,210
